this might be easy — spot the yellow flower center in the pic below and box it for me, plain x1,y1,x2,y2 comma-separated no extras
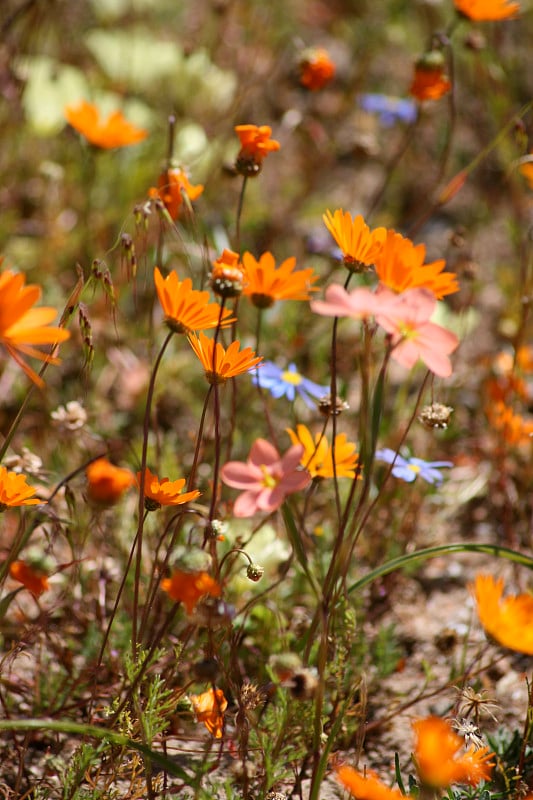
260,465,279,488
408,464,421,474
398,321,419,340
281,370,302,386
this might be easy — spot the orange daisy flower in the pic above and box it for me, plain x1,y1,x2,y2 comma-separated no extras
234,124,280,176
472,574,533,654
149,167,203,220
485,400,533,445
190,687,227,738
413,716,494,788
188,331,263,385
241,251,319,308
154,267,235,334
0,268,70,387
299,48,336,91
454,0,520,20
323,209,386,272
65,100,147,149
137,467,201,511
9,560,49,597
336,765,404,800
86,458,135,505
520,159,533,190
0,466,43,510
375,230,459,299
286,424,359,480
410,52,451,101
211,249,245,299
161,569,221,614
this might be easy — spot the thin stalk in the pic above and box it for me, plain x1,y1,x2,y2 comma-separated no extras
131,330,174,659
235,176,248,253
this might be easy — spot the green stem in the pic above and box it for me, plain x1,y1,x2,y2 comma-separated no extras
347,542,533,595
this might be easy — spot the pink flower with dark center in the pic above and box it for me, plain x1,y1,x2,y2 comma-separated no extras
376,288,459,377
220,438,311,517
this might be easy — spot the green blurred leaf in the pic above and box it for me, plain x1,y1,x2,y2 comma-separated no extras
85,28,183,89
17,57,89,135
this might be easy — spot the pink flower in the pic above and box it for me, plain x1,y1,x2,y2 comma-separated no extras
220,439,311,517
376,288,459,377
311,284,398,320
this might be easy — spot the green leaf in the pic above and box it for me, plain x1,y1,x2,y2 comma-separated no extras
17,56,89,135
85,29,183,89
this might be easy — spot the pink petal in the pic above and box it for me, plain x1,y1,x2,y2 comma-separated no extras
279,443,305,473
249,438,281,468
220,461,262,489
279,470,311,493
233,489,262,517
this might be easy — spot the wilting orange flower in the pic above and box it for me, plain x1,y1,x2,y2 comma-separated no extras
190,688,227,738
149,167,203,220
234,124,280,176
486,400,533,445
86,458,135,505
323,209,386,272
154,268,235,334
472,574,533,654
413,716,494,788
65,100,148,149
286,424,359,479
0,268,70,387
241,251,319,308
9,560,49,597
336,765,404,800
299,48,336,91
410,56,451,101
375,230,459,299
454,0,520,20
136,467,201,511
0,466,43,509
161,569,221,614
188,331,263,385
211,249,245,298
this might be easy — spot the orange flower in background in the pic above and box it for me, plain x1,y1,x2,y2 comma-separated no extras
190,688,227,738
65,100,148,149
9,560,49,597
161,569,221,614
472,574,533,654
410,56,451,101
137,467,201,511
520,158,533,190
454,0,520,20
86,458,135,504
188,331,263,385
234,124,280,176
375,230,459,299
323,209,386,271
413,716,494,788
0,466,43,509
0,268,70,387
149,167,203,220
299,48,336,91
286,424,359,480
154,267,235,334
336,765,404,800
486,400,533,445
211,249,245,298
241,251,319,308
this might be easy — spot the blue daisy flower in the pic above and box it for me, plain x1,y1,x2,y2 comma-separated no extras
375,448,453,484
358,94,417,127
251,362,329,409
